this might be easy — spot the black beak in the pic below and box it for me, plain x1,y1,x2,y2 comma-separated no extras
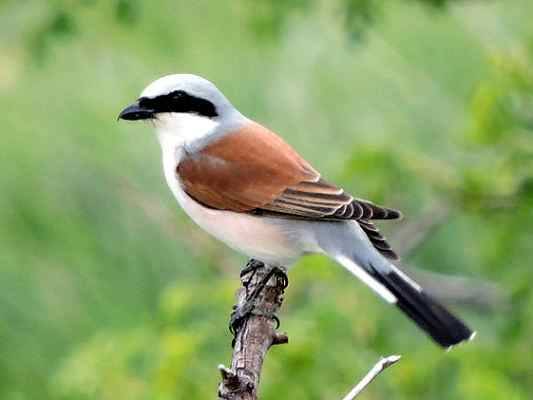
117,102,155,121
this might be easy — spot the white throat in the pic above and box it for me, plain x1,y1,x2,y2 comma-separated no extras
154,112,223,211
154,113,220,151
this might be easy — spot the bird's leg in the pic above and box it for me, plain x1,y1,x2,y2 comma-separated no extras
229,259,288,339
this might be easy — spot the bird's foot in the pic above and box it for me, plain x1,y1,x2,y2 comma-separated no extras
229,261,288,340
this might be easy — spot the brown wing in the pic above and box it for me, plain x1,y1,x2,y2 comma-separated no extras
177,121,320,212
259,178,402,260
262,179,401,221
177,121,401,259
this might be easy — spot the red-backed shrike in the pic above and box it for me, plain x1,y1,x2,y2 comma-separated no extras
119,74,475,348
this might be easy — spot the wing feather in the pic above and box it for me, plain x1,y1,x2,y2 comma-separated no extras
177,122,401,259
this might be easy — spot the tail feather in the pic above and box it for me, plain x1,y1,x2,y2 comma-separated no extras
369,264,475,348
336,255,475,348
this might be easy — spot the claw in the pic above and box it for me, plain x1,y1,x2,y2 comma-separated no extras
240,259,264,278
273,267,289,289
229,262,287,344
229,302,254,335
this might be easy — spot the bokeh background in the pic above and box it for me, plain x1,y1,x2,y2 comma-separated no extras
2,1,533,399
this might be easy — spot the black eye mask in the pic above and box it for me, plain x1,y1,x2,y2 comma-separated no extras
138,90,218,118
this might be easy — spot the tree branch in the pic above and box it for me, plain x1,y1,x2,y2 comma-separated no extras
217,260,401,399
341,355,401,400
218,260,288,400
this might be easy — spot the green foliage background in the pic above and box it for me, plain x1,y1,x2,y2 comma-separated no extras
1,1,533,399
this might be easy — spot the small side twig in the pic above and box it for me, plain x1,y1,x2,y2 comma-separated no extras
218,260,288,400
341,355,401,400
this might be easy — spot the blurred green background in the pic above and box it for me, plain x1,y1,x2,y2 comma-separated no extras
1,1,533,399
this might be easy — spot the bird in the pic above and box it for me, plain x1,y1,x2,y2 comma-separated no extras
118,73,475,348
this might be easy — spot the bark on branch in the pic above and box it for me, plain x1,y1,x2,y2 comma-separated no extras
217,260,288,400
216,260,400,399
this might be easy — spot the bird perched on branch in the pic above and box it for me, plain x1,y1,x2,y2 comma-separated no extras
119,74,475,348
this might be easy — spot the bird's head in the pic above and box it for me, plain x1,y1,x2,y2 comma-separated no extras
118,74,244,144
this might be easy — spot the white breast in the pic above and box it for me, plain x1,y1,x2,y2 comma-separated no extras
158,139,306,266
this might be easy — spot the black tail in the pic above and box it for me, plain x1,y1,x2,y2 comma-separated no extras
369,264,475,348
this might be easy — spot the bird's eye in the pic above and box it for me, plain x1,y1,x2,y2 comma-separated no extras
171,90,185,100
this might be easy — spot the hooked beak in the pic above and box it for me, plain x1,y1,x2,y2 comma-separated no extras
117,102,155,121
